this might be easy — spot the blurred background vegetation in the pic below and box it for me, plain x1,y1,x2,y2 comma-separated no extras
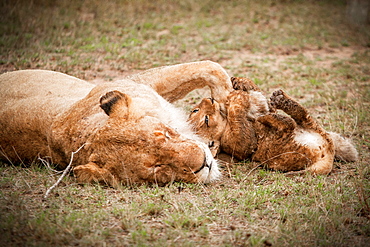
1,0,369,78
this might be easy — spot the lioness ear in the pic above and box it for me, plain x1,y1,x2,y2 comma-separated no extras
100,90,131,118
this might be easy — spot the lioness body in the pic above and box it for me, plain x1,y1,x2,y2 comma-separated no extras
0,61,232,185
0,70,94,163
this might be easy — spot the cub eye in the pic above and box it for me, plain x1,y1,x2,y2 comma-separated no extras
208,141,215,148
205,115,209,127
192,109,199,113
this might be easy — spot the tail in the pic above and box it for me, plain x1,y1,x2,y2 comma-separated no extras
328,132,358,162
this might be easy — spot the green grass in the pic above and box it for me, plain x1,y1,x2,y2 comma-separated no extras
1,0,370,246
1,161,369,246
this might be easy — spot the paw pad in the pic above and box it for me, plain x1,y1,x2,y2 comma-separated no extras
270,90,286,108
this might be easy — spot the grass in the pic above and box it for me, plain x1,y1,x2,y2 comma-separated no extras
1,0,370,246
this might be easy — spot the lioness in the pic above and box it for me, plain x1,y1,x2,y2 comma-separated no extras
0,61,233,186
189,77,358,174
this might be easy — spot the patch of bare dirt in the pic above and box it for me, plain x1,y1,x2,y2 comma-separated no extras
221,46,366,73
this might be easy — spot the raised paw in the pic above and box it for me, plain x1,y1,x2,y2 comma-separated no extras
269,89,310,125
270,89,289,109
231,77,260,92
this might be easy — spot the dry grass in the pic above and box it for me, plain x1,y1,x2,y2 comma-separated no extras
1,0,369,246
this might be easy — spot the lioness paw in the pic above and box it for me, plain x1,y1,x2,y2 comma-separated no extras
73,164,116,186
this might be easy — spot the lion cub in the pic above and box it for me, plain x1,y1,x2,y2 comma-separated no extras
189,77,358,175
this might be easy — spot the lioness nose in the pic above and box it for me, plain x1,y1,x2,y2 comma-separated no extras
194,155,210,174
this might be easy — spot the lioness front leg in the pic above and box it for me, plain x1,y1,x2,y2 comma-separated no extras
73,163,119,187
127,61,233,103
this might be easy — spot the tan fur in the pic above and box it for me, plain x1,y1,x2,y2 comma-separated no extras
328,132,359,162
189,77,358,175
0,61,233,186
188,98,227,156
252,89,335,174
188,77,269,161
127,60,233,103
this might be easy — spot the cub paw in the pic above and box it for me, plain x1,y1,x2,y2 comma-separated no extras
270,89,288,109
231,77,260,92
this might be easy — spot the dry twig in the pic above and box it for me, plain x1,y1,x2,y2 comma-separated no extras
44,144,86,199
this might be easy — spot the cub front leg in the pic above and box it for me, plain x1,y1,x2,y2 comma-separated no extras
231,77,274,114
231,77,261,92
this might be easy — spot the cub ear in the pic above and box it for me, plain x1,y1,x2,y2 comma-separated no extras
100,90,131,118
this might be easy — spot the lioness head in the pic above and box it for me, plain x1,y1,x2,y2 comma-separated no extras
74,90,220,186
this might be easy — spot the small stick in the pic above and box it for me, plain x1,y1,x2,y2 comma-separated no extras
39,157,63,174
245,164,262,178
44,144,86,199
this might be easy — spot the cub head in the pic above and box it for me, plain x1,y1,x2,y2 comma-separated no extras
188,98,227,156
188,77,268,161
75,90,221,186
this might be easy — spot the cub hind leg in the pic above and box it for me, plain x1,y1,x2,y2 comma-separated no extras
270,89,319,130
257,113,296,133
270,89,335,175
254,114,310,172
